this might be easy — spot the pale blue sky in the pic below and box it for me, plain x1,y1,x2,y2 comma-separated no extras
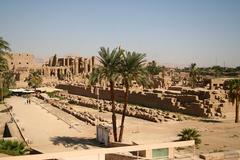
0,0,240,67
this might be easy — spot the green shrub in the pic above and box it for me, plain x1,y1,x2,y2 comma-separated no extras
46,91,55,98
177,128,201,145
0,87,11,98
0,139,29,156
46,91,64,100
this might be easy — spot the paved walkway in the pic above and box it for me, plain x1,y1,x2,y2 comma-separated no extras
5,96,98,153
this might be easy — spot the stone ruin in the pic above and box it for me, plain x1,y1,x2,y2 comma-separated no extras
56,84,227,118
36,93,110,126
41,55,96,81
56,92,187,123
164,86,227,117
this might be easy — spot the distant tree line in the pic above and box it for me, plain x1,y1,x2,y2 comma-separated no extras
181,65,240,77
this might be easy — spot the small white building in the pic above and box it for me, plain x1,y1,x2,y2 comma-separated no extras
96,124,112,146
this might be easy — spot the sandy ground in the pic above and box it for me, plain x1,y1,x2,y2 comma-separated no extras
0,111,11,138
68,101,240,155
2,96,240,156
0,105,12,158
4,97,100,153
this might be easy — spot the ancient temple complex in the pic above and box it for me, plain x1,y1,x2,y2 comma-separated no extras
42,55,96,79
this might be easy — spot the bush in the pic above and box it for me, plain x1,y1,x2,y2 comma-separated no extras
46,91,64,100
0,88,12,101
0,139,29,156
177,128,201,145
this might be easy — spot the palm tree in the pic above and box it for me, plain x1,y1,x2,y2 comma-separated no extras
0,37,11,54
189,63,198,88
0,37,11,102
25,70,43,89
178,128,201,145
0,37,11,72
118,51,152,142
89,47,122,142
3,71,16,88
225,79,240,123
0,56,9,72
146,61,161,76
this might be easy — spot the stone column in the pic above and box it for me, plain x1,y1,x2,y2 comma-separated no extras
84,58,88,74
49,59,52,66
92,56,95,66
89,58,92,73
63,58,65,66
55,68,58,77
67,58,69,67
49,69,51,77
75,58,79,74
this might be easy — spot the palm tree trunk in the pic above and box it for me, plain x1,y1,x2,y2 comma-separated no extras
110,80,118,142
235,96,239,123
118,82,129,142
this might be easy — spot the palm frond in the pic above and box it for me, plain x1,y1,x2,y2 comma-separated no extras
0,37,11,54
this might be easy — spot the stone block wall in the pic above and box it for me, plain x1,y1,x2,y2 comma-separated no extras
56,84,226,118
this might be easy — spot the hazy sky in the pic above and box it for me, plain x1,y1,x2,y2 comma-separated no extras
0,0,240,67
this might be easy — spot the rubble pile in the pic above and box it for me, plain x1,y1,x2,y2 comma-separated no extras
37,94,110,126
57,92,186,123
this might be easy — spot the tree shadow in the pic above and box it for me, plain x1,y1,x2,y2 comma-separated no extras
50,136,103,149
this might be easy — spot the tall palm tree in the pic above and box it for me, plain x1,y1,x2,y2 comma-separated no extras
118,51,152,142
0,56,9,72
3,71,16,88
189,63,198,88
89,47,122,142
0,37,11,72
0,37,11,102
226,79,240,123
0,37,11,54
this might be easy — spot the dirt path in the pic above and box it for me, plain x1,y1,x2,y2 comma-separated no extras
5,96,99,153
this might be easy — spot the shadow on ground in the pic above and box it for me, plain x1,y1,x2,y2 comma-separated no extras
50,136,103,149
199,119,223,123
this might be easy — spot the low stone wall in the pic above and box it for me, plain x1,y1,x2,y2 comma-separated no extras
58,92,185,123
56,84,225,118
56,84,179,111
181,89,211,100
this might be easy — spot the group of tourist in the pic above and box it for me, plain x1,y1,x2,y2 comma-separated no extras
26,98,31,104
